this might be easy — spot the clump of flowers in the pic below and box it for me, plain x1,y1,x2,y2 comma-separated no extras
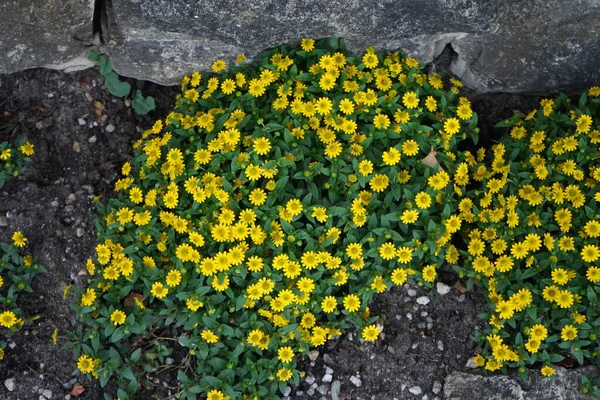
453,88,600,382
0,141,34,187
0,231,45,361
72,37,477,399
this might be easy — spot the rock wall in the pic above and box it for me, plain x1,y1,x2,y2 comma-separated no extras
0,0,95,74
1,0,600,93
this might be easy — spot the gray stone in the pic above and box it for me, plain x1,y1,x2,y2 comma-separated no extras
305,375,315,385
323,374,333,383
444,367,597,400
0,0,95,75
407,289,417,297
449,0,600,93
408,386,422,395
105,0,501,85
436,282,451,295
4,378,15,391
97,0,600,93
331,381,341,400
432,380,442,394
105,124,116,133
416,296,430,305
350,375,362,387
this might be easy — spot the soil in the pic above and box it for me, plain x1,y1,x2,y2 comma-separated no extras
0,67,541,400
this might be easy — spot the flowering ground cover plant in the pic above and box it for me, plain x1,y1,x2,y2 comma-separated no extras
71,37,478,399
0,140,34,188
0,231,46,362
453,89,600,393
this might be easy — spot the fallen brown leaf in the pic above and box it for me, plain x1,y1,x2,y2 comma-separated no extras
71,384,85,396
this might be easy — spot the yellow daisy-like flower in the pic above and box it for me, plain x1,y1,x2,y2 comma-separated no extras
278,346,294,363
444,117,460,135
276,367,292,382
343,294,361,312
422,265,437,282
151,282,168,299
541,366,556,377
362,325,380,341
211,59,226,72
402,91,419,109
560,325,578,341
110,310,126,326
77,354,95,374
201,329,219,343
11,231,27,248
0,311,17,328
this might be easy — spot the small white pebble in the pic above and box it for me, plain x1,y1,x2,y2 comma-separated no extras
77,118,86,126
465,357,477,368
407,289,417,297
436,282,451,295
105,124,116,133
416,296,430,305
4,378,15,391
408,386,422,395
322,374,332,383
349,376,362,387
325,367,333,375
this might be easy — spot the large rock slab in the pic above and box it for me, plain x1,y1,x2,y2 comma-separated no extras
103,0,600,93
450,0,600,93
0,0,95,74
105,0,504,86
444,367,597,400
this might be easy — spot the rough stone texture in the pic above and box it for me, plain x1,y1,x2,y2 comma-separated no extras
103,0,600,93
0,0,95,74
450,0,600,93
105,0,503,86
444,366,597,400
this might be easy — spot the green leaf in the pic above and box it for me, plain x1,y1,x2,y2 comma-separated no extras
132,90,156,115
104,72,131,98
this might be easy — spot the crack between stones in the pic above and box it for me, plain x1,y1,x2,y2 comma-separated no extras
92,0,106,44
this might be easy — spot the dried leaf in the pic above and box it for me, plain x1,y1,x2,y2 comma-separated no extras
71,384,85,396
421,149,439,168
124,292,144,309
63,284,72,300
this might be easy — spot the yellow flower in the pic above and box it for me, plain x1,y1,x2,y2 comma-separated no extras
276,367,292,382
19,142,35,156
11,231,27,248
300,38,315,52
207,390,224,400
321,296,337,313
369,173,389,192
587,266,600,282
555,290,574,308
201,329,218,343
402,91,419,109
541,366,556,377
343,294,361,312
77,354,95,374
211,59,226,72
110,310,126,326
582,244,600,263
151,282,168,299
166,270,182,287
560,325,578,341
400,209,419,224
362,325,380,341
422,265,437,282
278,346,294,363
0,311,17,328
444,118,460,135
81,288,96,307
